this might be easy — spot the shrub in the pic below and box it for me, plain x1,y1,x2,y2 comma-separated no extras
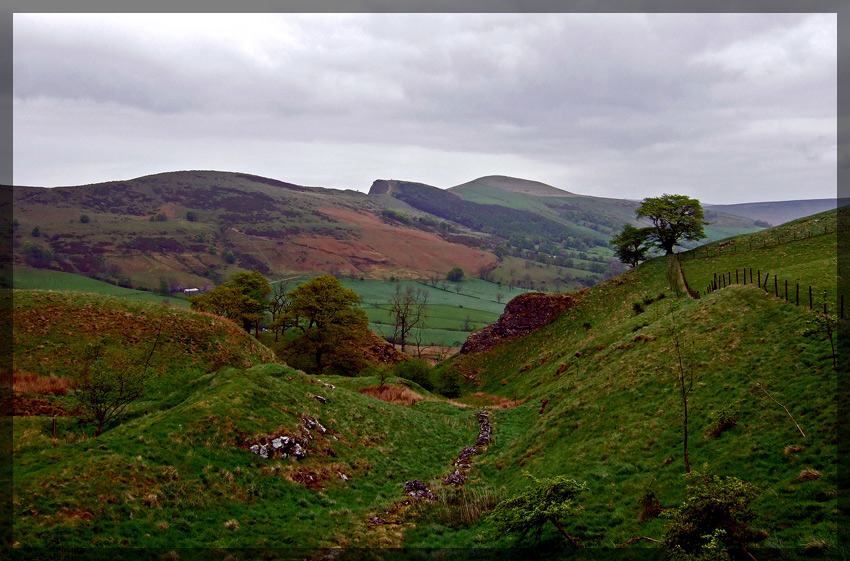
706,406,739,439
487,472,586,546
394,358,434,391
437,364,463,398
80,214,90,223
632,302,645,315
447,267,464,282
663,472,763,558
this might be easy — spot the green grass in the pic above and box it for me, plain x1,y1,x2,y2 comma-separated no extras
680,210,839,308
421,246,837,549
13,267,190,307
12,209,840,553
12,363,479,548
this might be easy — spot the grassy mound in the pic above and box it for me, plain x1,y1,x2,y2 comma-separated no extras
12,290,275,387
12,363,481,548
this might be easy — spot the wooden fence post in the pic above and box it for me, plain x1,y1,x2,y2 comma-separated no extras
774,275,778,297
736,270,739,284
758,271,761,287
728,272,732,287
809,286,813,309
750,268,753,284
764,273,770,291
824,291,828,315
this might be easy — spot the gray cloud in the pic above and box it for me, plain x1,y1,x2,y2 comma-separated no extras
12,13,836,203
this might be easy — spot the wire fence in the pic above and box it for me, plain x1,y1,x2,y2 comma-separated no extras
702,266,840,318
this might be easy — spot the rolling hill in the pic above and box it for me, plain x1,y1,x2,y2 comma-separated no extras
11,169,834,297
10,207,841,552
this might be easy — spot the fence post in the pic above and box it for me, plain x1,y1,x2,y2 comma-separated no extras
728,272,732,287
824,291,828,315
758,271,761,287
764,273,770,291
809,286,813,309
774,275,778,297
750,268,753,284
736,269,739,284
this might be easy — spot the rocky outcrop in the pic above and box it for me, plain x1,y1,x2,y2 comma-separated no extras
460,292,576,354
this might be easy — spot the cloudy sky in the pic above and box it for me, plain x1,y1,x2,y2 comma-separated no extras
12,13,837,204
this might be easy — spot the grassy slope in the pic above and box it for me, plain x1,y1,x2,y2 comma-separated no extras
12,291,479,548
12,210,840,552
680,209,839,307
13,267,190,308
12,290,275,381
13,363,478,548
433,229,837,550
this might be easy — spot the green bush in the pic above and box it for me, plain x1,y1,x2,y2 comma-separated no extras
663,472,763,558
394,358,434,391
80,214,90,224
437,364,463,398
447,267,464,282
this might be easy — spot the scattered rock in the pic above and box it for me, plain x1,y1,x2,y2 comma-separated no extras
444,470,465,486
403,479,436,501
313,395,327,404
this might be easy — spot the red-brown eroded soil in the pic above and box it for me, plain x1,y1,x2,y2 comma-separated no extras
292,208,498,277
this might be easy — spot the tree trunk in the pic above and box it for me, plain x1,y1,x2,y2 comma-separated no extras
550,518,580,549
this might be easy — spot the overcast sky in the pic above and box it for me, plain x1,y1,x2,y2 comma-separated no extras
12,13,837,204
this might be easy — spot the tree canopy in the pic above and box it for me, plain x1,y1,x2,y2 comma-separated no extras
188,270,271,336
610,223,653,267
447,267,464,282
636,194,707,255
285,275,370,375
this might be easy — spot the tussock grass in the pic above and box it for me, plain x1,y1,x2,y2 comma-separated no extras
13,372,72,395
358,384,423,406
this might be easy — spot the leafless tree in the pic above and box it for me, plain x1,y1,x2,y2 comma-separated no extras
389,285,429,353
268,280,293,341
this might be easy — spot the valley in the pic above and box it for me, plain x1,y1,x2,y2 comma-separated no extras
8,172,845,557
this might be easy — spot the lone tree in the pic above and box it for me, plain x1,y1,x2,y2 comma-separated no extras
446,267,464,282
636,194,707,255
286,275,370,375
389,284,429,353
73,324,162,437
610,223,653,267
488,472,587,547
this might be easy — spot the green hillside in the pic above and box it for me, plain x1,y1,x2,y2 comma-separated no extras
10,209,841,555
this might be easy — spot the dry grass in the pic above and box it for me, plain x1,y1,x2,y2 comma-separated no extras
798,468,822,481
358,385,423,406
13,372,72,395
454,391,524,409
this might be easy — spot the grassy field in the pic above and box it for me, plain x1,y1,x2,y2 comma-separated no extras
13,267,190,308
339,278,532,348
